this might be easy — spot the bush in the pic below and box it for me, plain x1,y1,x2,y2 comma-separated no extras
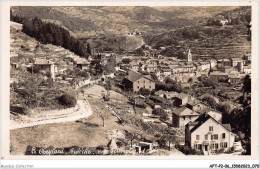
159,112,169,122
58,93,77,107
152,108,164,116
138,88,150,96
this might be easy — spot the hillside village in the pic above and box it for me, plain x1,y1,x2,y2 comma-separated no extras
10,6,251,156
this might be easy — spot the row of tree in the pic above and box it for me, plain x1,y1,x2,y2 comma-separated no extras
11,11,91,59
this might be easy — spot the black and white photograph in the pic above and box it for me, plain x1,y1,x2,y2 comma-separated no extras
1,1,259,168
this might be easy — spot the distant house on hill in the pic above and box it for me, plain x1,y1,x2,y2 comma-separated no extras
172,107,200,129
154,90,166,98
209,72,229,83
186,99,209,112
209,59,217,69
185,113,235,155
199,108,223,122
34,58,56,80
164,92,179,100
243,53,251,61
228,75,242,85
243,65,251,74
230,58,242,67
122,71,155,92
173,92,193,106
76,60,89,70
217,59,232,69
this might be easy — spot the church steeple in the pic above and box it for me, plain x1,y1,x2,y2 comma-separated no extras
187,49,192,63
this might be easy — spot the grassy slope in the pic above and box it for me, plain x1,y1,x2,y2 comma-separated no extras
10,85,156,155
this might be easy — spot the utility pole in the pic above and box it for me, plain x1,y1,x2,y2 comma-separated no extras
31,62,33,76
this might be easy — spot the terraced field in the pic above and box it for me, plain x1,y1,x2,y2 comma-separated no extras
188,25,251,60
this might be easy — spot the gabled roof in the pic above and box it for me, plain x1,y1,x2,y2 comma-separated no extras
196,107,223,115
76,59,89,65
155,90,166,96
210,72,228,76
164,92,179,99
176,92,188,100
188,113,232,133
244,65,251,69
231,57,242,61
34,58,54,65
187,99,203,106
124,71,143,82
124,71,154,82
173,107,199,116
144,75,154,81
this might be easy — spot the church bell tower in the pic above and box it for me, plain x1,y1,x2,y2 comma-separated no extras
187,49,192,63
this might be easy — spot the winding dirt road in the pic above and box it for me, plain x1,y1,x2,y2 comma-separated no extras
10,99,92,130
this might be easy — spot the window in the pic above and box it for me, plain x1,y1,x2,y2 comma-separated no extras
149,86,151,89
183,116,185,120
205,135,208,140
210,144,214,149
215,143,219,149
189,116,191,120
137,81,139,83
211,143,218,150
144,80,145,83
194,144,202,150
224,142,228,148
196,135,200,140
209,126,213,131
137,86,140,89
222,133,226,139
211,134,218,140
220,142,227,148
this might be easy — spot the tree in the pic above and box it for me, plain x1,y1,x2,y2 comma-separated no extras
87,43,91,55
158,129,176,150
104,55,116,74
46,33,54,44
202,96,218,109
90,56,104,76
217,103,231,123
134,48,145,56
58,93,77,107
188,78,193,83
235,16,241,25
121,58,131,64
150,73,158,81
242,75,251,94
18,75,44,108
240,14,246,22
138,88,150,96
152,108,164,116
159,112,169,122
